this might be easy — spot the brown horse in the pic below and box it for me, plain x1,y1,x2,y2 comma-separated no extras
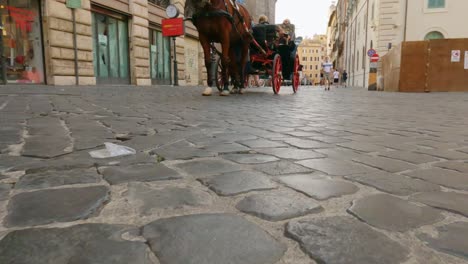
185,0,253,96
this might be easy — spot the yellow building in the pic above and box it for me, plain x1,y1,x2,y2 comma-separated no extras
297,35,327,85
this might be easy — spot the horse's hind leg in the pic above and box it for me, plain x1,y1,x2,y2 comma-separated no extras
229,47,241,94
239,43,250,94
220,37,232,96
200,37,213,96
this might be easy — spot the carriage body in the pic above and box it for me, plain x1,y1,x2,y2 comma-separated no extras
248,24,301,94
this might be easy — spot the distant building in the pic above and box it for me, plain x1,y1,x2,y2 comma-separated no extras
244,0,276,25
297,35,327,85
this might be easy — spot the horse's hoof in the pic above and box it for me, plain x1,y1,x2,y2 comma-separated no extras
220,90,230,96
239,88,246,94
230,88,238,94
202,87,212,96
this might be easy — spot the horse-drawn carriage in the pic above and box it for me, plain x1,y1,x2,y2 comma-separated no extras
185,0,300,95
213,23,301,94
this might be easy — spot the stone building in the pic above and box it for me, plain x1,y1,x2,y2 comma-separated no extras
244,0,276,25
297,35,327,85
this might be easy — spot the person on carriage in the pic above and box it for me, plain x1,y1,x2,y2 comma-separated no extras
258,15,269,25
279,19,295,45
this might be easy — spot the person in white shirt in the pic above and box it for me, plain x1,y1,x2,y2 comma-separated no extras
322,58,333,90
333,69,340,88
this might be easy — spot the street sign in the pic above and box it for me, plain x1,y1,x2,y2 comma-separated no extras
162,18,185,37
66,0,81,8
370,53,379,62
367,48,376,57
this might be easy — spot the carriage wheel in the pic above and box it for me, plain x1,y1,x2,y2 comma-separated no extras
292,54,300,93
272,54,282,95
214,56,224,92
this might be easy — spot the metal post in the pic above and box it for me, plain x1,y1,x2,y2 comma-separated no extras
72,8,79,85
172,37,178,86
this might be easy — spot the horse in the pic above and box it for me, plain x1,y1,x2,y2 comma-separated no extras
185,0,253,96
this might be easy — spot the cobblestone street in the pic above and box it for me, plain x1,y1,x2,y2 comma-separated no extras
1,85,468,264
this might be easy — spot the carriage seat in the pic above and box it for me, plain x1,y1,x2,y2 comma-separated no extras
251,24,280,51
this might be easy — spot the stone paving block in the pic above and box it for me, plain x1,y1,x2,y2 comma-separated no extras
337,141,386,152
378,150,439,164
415,149,468,160
4,186,109,227
404,168,468,191
203,142,251,153
99,163,182,185
434,161,468,173
128,183,212,215
296,158,372,176
0,224,151,264
199,171,276,196
0,183,11,201
353,155,417,173
236,192,322,221
285,131,321,137
15,168,101,190
418,222,468,261
150,141,216,160
279,174,359,200
253,160,313,176
238,139,287,148
348,194,444,232
283,138,331,149
310,135,350,144
345,171,441,196
142,214,286,264
410,191,468,217
22,136,72,159
256,147,325,160
315,147,366,160
222,153,279,164
174,159,243,178
286,216,410,264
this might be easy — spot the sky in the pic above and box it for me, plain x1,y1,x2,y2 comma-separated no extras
275,0,334,39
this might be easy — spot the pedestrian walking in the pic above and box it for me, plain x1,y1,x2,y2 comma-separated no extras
322,58,333,90
333,69,340,88
342,70,348,88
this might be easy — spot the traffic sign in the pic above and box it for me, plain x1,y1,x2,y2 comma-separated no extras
370,53,379,62
162,18,185,37
367,48,376,57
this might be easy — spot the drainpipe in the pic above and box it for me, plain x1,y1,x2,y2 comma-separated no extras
403,0,408,41
363,0,369,88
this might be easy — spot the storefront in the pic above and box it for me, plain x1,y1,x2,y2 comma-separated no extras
149,27,171,85
0,0,45,84
91,6,130,84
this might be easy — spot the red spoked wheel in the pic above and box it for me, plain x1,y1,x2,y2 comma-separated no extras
214,56,224,92
292,54,300,93
272,54,282,95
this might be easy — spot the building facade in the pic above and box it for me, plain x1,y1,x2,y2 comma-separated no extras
0,0,275,86
244,0,276,25
332,0,468,89
297,35,327,85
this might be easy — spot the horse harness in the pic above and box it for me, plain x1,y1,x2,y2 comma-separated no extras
188,0,264,54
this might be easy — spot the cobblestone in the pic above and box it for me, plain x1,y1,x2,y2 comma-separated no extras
1,85,468,263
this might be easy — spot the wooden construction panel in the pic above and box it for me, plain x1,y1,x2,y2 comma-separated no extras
399,41,428,92
427,39,468,92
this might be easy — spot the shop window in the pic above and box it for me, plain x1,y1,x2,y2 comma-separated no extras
92,11,130,84
150,28,171,85
0,0,44,84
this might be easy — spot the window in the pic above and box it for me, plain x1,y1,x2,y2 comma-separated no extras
310,65,313,70
315,74,318,78
148,0,170,8
428,0,445,8
310,74,313,78
424,31,444,40
315,65,318,70
302,57,307,61
310,57,314,61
